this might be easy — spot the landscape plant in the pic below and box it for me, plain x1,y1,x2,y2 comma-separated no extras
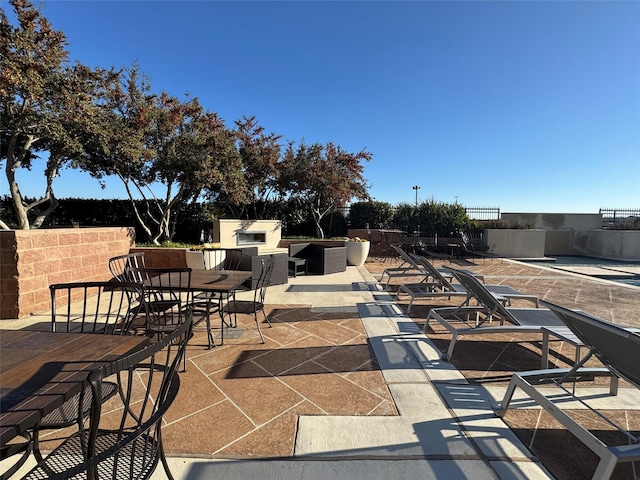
348,200,394,229
1,0,372,240
0,0,114,229
279,141,371,238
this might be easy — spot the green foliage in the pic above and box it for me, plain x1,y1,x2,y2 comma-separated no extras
389,200,472,237
279,141,371,238
136,241,191,248
349,201,394,229
390,202,417,232
480,219,535,229
608,218,640,230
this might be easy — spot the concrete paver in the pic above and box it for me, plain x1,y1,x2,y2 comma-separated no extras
12,257,640,479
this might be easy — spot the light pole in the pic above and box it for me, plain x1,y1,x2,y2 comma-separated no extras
412,185,420,207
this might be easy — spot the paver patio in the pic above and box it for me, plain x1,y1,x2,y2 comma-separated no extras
4,255,640,479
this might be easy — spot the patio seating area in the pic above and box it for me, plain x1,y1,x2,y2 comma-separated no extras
3,254,640,479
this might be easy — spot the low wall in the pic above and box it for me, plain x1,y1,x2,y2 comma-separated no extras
502,213,602,230
544,231,574,255
485,229,546,258
0,227,135,319
279,239,346,249
569,230,640,260
130,247,187,269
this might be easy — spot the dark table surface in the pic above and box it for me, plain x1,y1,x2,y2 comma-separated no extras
0,329,148,446
147,269,252,293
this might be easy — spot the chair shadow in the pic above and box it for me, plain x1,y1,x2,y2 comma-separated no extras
225,344,379,379
268,307,361,323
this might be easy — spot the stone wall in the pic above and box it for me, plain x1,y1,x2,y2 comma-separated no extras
0,227,134,319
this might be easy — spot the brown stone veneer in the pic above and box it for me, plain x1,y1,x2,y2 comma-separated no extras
0,227,135,319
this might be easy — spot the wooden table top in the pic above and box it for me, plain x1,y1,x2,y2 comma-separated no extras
151,269,252,293
0,329,149,447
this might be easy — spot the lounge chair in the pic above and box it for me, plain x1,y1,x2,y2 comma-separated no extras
378,244,430,287
459,231,503,263
380,244,482,288
396,254,537,313
424,268,563,361
499,301,640,480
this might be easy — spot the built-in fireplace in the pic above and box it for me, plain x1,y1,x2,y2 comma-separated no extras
213,219,284,253
211,219,289,289
237,231,267,246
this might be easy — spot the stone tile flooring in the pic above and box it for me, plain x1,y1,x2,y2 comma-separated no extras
32,255,640,479
122,306,395,458
373,256,640,480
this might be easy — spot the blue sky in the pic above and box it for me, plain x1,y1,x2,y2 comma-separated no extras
5,0,640,213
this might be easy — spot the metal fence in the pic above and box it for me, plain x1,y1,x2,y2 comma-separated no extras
465,206,500,220
600,208,640,228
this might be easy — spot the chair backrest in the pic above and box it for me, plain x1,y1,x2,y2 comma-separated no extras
541,300,640,388
390,244,423,270
445,268,519,322
124,267,193,332
409,253,455,289
108,253,146,282
82,318,191,479
50,281,145,335
254,255,275,304
223,248,244,270
459,231,471,249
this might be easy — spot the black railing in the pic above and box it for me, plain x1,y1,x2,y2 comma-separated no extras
465,206,500,220
600,208,640,229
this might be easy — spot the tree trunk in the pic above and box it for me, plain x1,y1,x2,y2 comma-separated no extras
6,151,30,229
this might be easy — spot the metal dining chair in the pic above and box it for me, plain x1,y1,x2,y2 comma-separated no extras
108,252,146,282
31,281,147,463
124,267,193,370
23,316,192,480
221,255,274,344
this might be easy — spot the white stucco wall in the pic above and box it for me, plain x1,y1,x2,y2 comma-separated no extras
485,229,546,258
570,230,640,260
213,219,282,251
502,213,602,231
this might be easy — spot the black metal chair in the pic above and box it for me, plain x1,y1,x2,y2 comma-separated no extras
0,433,31,480
221,248,244,270
221,255,274,344
30,281,147,463
124,267,192,370
108,252,146,282
190,249,245,348
23,317,192,480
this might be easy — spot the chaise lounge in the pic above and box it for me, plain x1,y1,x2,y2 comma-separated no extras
499,301,640,480
425,268,563,362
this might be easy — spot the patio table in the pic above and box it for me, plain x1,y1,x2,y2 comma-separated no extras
145,269,251,293
189,269,252,293
0,329,149,448
146,269,252,347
